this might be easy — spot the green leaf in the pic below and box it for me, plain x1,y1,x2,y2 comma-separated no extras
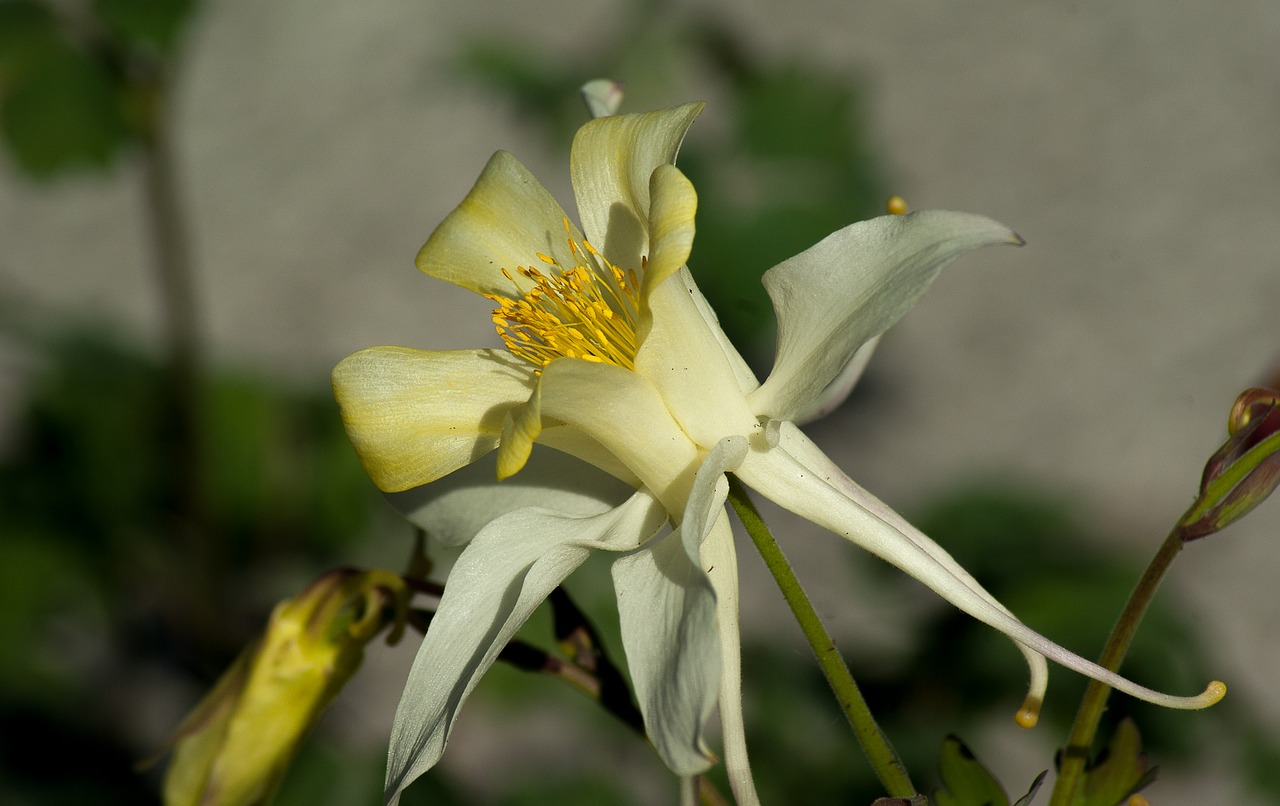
1079,718,1153,806
934,735,1010,806
92,0,197,55
0,1,60,74
0,532,105,701
0,43,131,176
736,67,856,163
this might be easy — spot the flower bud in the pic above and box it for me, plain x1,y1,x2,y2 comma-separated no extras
159,569,409,806
580,79,625,119
1178,387,1280,541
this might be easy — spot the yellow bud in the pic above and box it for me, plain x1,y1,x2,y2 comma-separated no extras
158,569,409,806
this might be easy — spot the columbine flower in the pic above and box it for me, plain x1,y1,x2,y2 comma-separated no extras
333,100,1223,805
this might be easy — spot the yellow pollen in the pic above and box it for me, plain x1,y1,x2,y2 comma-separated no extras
886,195,908,216
484,226,641,371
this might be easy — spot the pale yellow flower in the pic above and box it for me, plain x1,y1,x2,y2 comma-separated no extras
334,100,1223,806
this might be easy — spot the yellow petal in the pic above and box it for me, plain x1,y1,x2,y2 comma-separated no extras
332,347,533,492
536,426,642,488
570,103,703,269
642,163,698,297
416,150,582,297
496,383,542,480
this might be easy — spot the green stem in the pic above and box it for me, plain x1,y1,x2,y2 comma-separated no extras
726,476,916,799
1049,528,1184,806
139,71,205,534
132,59,233,655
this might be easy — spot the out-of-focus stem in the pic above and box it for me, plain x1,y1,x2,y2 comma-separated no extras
137,67,206,544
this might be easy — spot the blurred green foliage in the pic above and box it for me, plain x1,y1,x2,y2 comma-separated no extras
0,0,194,177
94,0,194,54
0,323,390,804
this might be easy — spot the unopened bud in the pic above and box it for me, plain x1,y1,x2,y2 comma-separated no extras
157,569,409,806
1228,387,1280,437
1179,388,1280,541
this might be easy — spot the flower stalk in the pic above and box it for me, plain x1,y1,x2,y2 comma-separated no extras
1049,525,1184,806
136,64,206,541
1052,386,1280,806
727,476,917,799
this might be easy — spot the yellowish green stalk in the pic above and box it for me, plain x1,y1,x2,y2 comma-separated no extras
727,476,917,799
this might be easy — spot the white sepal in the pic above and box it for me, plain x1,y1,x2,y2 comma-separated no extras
389,446,632,548
749,211,1021,421
737,423,1224,715
384,491,667,805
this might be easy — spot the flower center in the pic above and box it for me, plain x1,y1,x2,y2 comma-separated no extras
485,224,641,371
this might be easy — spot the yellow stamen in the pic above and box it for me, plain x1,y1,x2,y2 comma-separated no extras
484,225,641,372
886,195,908,216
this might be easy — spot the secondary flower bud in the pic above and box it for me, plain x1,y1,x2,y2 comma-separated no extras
1179,387,1280,541
160,569,409,806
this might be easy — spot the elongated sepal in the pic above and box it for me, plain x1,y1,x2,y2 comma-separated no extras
735,422,1227,720
384,493,667,805
748,210,1022,422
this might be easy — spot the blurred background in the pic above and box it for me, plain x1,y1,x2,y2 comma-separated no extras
1,0,1278,803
